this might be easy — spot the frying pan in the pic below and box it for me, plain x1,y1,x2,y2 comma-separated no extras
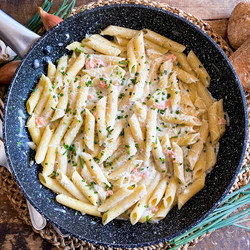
1,4,248,248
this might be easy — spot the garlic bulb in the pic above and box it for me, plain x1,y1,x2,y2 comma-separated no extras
0,40,16,64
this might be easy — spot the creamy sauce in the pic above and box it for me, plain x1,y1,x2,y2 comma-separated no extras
26,27,227,225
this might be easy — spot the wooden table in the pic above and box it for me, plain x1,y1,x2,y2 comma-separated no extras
0,0,249,249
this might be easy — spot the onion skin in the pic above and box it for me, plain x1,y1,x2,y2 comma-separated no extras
0,40,16,64
0,60,20,84
38,7,63,31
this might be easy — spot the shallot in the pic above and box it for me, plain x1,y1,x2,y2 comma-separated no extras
38,7,63,31
0,60,20,84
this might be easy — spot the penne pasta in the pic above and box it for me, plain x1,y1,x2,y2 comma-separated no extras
56,145,68,174
205,137,217,171
143,29,186,52
101,25,138,39
196,81,214,108
54,55,68,89
208,101,220,144
80,152,110,187
75,74,90,112
102,184,146,225
114,36,130,46
49,114,73,147
56,194,101,217
98,137,122,163
51,84,69,121
26,74,46,115
66,41,95,54
129,114,145,150
64,53,85,83
170,133,200,146
159,59,173,90
148,177,168,208
172,142,185,184
42,146,56,176
186,140,204,170
98,186,134,212
64,112,83,146
193,151,206,180
124,127,137,157
82,34,123,56
26,114,41,145
134,31,145,73
71,171,99,205
96,97,108,145
144,109,157,162
35,125,53,164
39,173,72,196
162,113,202,126
144,38,169,54
26,26,224,225
106,84,118,129
169,72,180,113
178,174,205,209
127,37,137,74
172,65,199,84
108,159,142,180
152,137,166,173
187,51,210,87
47,62,56,81
83,109,95,151
171,51,194,74
33,76,52,116
152,177,178,221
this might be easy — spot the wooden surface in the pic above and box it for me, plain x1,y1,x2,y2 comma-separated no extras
0,194,56,250
0,0,239,21
0,0,249,249
0,0,231,41
160,0,239,19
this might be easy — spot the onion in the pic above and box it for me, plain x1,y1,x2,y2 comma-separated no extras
38,7,63,31
0,40,16,64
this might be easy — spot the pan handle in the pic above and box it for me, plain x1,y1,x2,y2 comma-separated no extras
0,9,40,58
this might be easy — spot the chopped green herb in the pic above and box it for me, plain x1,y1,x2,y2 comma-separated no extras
79,157,84,168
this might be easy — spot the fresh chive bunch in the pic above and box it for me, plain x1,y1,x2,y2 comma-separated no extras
25,0,76,33
169,166,250,249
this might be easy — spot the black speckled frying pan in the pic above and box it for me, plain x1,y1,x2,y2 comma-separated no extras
1,4,248,248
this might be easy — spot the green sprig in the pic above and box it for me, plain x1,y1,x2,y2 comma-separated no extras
169,180,250,249
25,0,50,29
25,0,76,34
57,0,76,19
26,0,53,32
